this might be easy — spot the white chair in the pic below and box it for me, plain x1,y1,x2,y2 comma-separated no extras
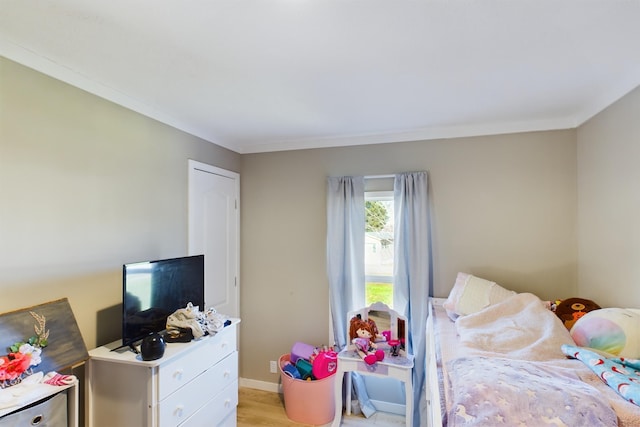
332,302,414,426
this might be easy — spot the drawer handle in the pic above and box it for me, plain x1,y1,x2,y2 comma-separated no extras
174,404,185,417
173,369,184,380
223,370,230,378
31,414,44,425
224,398,231,408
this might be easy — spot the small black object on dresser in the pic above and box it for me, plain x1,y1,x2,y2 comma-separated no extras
140,333,166,361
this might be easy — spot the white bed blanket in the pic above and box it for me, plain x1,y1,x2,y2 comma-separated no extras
455,292,574,360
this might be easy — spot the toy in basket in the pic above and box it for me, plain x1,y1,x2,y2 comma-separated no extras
310,347,338,379
286,342,337,380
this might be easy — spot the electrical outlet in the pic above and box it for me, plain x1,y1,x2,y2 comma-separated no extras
269,360,277,373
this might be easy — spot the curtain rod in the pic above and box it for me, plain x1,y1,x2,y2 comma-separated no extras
364,174,394,180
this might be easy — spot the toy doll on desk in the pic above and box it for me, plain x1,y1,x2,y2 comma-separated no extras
349,317,385,365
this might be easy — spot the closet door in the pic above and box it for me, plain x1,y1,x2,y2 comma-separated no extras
188,160,240,318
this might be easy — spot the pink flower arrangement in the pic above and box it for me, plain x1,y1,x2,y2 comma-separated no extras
0,311,48,388
0,352,32,381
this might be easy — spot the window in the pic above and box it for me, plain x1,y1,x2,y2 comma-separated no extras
365,191,394,307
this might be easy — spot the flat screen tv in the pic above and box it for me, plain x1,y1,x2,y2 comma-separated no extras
122,254,205,347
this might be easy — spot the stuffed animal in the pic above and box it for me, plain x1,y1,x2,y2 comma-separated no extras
349,316,385,365
571,307,640,358
554,297,601,330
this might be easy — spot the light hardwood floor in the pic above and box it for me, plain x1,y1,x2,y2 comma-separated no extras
237,387,406,427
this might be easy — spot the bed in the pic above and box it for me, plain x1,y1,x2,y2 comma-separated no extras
425,288,640,426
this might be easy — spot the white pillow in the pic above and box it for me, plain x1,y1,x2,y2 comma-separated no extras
443,272,516,319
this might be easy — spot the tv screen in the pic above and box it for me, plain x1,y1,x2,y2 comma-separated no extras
122,254,205,347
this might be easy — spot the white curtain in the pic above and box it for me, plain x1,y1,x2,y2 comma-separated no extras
393,171,431,427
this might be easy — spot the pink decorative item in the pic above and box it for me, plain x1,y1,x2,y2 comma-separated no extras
43,372,75,386
312,350,338,379
388,339,400,356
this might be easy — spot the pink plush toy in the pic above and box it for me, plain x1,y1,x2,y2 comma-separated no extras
349,317,384,365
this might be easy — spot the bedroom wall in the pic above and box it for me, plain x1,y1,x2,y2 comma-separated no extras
0,56,241,349
577,85,640,308
240,130,578,384
4,50,600,394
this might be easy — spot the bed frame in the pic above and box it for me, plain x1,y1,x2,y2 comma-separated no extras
425,297,443,427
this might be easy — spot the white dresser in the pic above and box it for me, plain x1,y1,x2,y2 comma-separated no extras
86,319,240,427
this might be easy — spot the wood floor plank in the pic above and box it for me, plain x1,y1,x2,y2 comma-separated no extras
237,387,405,427
238,386,334,426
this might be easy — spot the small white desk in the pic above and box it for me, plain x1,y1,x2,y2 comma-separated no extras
332,350,414,427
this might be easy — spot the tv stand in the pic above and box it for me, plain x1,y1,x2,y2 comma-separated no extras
87,319,240,427
107,342,140,354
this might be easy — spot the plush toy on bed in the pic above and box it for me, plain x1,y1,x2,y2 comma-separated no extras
349,316,385,365
554,297,601,330
570,307,640,358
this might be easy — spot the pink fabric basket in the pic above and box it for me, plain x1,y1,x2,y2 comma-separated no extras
279,354,336,425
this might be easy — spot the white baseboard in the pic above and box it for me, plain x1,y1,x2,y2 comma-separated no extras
239,377,281,393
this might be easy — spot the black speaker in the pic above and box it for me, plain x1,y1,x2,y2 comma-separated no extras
141,333,166,361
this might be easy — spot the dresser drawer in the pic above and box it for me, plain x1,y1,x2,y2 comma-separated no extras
158,327,237,400
158,350,209,402
0,391,67,427
199,325,237,364
180,381,238,427
158,351,238,427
